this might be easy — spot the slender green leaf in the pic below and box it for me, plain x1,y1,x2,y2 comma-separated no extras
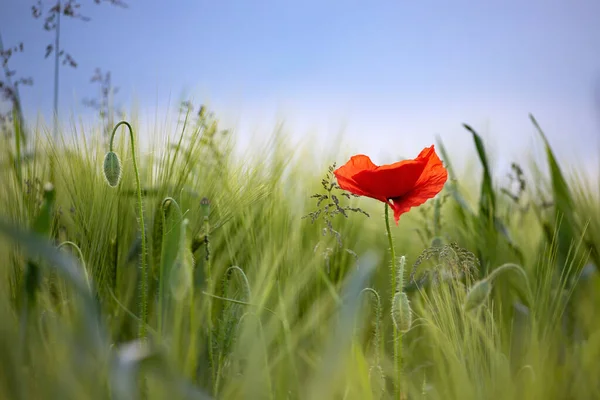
530,113,579,275
463,124,496,218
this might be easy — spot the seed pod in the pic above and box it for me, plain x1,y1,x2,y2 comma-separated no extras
103,151,122,187
391,291,412,333
464,279,492,312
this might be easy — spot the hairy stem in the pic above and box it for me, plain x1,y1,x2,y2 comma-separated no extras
360,287,383,368
202,206,218,395
385,203,402,397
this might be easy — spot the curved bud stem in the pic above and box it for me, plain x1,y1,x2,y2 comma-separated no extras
57,241,91,291
464,263,532,313
487,262,529,283
359,288,383,367
157,196,183,336
109,120,148,339
225,265,252,302
488,262,532,306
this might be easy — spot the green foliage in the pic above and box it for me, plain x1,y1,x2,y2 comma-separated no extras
0,109,598,399
464,123,496,219
530,114,583,280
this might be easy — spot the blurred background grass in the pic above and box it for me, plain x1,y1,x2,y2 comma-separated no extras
0,106,598,399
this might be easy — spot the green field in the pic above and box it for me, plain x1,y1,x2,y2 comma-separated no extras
1,109,599,400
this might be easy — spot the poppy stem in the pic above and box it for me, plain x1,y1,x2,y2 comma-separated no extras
384,203,403,398
108,121,148,340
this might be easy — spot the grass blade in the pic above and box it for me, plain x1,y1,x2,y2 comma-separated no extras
529,114,579,277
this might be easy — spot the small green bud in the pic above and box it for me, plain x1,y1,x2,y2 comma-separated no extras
103,151,122,187
464,279,492,312
391,291,412,333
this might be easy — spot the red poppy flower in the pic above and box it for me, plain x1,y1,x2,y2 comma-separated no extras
334,145,448,224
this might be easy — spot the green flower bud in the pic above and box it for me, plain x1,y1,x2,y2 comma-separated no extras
391,291,412,333
103,151,122,187
464,279,492,312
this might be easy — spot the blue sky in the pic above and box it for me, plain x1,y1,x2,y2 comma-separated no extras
2,0,600,175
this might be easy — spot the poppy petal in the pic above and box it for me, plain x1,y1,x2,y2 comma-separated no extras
333,155,378,197
334,145,448,225
335,154,378,175
352,158,427,201
335,173,372,198
389,146,448,223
